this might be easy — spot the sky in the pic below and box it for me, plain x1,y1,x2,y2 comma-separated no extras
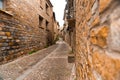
50,0,66,27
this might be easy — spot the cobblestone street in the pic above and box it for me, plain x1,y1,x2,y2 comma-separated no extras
1,0,119,79
0,40,74,80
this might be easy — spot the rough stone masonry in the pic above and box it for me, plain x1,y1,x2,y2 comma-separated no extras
75,0,120,80
0,0,54,64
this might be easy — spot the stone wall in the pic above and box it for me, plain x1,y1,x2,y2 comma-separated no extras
0,10,46,64
5,0,53,30
0,0,54,64
5,0,54,45
75,0,120,80
53,21,59,41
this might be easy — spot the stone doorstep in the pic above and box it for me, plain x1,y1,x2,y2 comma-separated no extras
68,54,75,63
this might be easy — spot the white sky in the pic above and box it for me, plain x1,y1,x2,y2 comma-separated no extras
50,0,66,27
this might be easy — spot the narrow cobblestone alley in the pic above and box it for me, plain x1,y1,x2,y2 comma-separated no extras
0,39,74,80
1,0,120,80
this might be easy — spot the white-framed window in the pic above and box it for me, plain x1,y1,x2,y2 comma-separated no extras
0,0,3,9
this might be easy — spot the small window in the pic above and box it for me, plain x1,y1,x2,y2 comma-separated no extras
39,16,43,28
46,4,49,15
46,21,49,30
40,0,43,9
0,0,3,9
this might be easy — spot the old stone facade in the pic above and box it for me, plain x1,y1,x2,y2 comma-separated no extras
65,0,120,80
0,0,55,64
63,0,76,51
53,12,60,42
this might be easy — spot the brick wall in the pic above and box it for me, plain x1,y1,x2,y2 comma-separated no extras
0,0,54,64
75,0,120,80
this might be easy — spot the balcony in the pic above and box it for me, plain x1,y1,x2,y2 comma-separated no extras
66,7,75,20
66,7,75,28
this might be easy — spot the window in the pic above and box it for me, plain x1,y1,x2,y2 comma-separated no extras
0,0,3,9
40,0,43,9
39,16,43,28
46,4,49,15
0,0,6,9
46,21,49,30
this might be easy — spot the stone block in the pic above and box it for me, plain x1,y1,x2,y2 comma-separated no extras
99,0,112,13
6,39,10,42
0,32,5,36
0,23,4,27
8,37,13,39
5,32,11,37
91,16,100,27
108,6,120,52
0,57,3,62
0,43,2,47
92,50,120,80
9,42,14,46
92,0,99,15
87,11,92,21
90,26,109,48
0,39,5,43
16,40,20,43
2,36,7,39
0,27,2,31
4,56,11,61
1,47,6,51
2,43,8,47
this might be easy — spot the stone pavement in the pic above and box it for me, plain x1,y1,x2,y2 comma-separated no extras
0,40,74,80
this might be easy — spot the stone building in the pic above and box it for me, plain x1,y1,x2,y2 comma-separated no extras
53,12,60,42
0,0,55,64
65,0,120,80
63,0,76,51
